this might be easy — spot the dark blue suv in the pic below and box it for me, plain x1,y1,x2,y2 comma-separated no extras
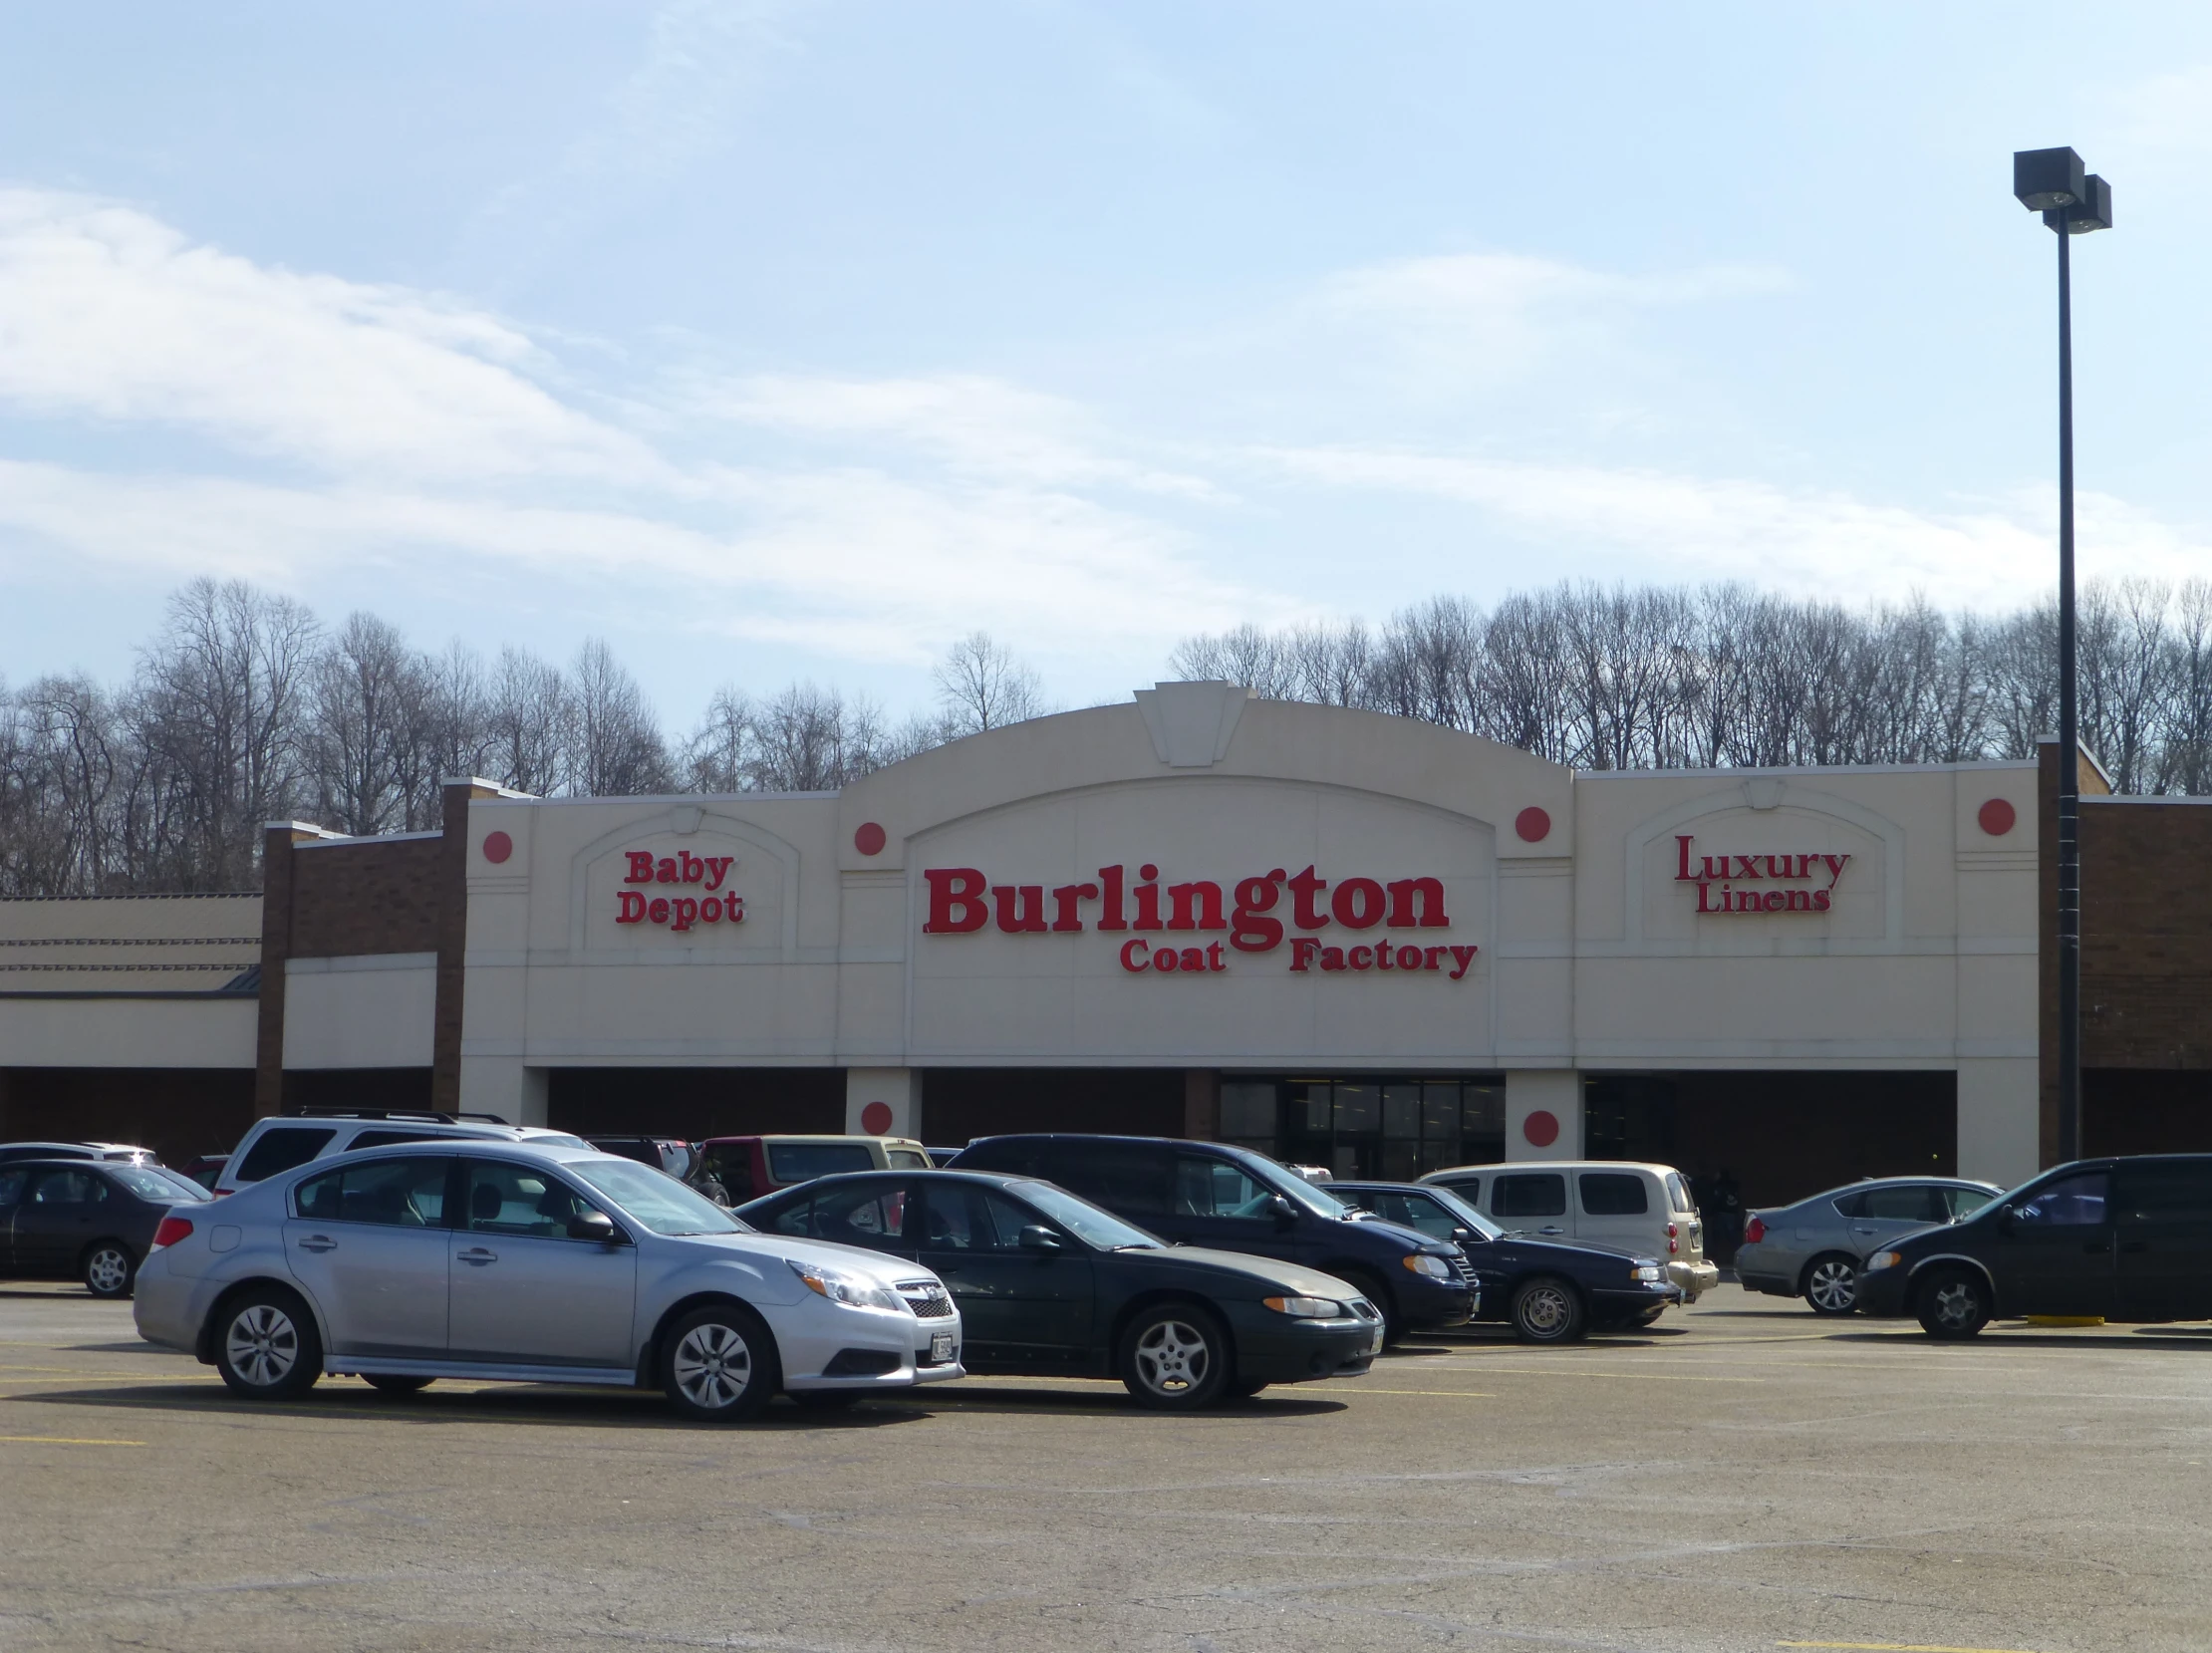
947,1134,1475,1341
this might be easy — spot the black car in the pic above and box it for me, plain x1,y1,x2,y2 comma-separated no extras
0,1159,211,1298
1328,1181,1680,1342
945,1135,1475,1341
737,1169,1383,1407
1856,1154,2212,1337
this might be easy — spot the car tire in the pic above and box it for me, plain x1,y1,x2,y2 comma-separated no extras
81,1241,136,1300
1511,1276,1588,1344
1117,1301,1231,1410
1915,1266,1992,1339
1801,1253,1860,1316
1335,1268,1403,1346
362,1374,434,1396
662,1303,779,1423
212,1286,323,1401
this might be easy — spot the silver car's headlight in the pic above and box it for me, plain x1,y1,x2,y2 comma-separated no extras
787,1258,904,1312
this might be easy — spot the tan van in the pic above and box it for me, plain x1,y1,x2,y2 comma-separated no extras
1420,1160,1721,1301
694,1135,931,1205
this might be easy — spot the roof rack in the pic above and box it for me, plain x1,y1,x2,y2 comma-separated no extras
285,1107,457,1123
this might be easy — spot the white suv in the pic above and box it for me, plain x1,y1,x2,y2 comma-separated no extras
215,1112,585,1195
1420,1160,1721,1301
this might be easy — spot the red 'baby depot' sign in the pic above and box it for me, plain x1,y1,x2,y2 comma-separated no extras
924,863,1479,980
616,850,744,932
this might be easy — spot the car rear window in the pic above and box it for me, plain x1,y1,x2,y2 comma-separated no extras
110,1166,210,1204
351,1130,452,1151
887,1149,930,1170
234,1127,337,1183
1492,1172,1566,1218
1665,1173,1695,1214
1854,1185,1947,1223
1579,1173,1648,1216
766,1142,876,1183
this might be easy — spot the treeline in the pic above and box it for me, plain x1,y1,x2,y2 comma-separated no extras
10,574,2208,898
1173,579,2212,792
0,580,1044,897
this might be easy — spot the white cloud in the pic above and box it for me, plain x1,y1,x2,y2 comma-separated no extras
0,188,662,484
678,371,1227,499
1251,445,2212,610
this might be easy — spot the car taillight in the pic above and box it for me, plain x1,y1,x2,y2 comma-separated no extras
1744,1216,1767,1244
150,1216,194,1251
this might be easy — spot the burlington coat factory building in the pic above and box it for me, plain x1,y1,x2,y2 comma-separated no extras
5,682,2209,1204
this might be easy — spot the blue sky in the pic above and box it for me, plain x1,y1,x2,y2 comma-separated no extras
3,2,2209,729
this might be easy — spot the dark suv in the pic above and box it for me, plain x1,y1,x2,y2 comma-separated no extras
946,1135,1475,1340
1856,1154,2212,1337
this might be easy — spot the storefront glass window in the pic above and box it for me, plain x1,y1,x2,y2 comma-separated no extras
1222,1075,1507,1179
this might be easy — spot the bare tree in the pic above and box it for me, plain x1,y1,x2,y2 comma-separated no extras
566,639,672,796
306,613,423,837
483,647,569,798
933,633,1045,736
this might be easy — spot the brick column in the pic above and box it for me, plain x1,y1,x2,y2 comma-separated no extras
429,781,478,1115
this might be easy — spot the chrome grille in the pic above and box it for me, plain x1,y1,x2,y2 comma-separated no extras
897,1280,955,1319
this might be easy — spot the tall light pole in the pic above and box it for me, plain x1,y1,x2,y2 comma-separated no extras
2013,146,2111,1166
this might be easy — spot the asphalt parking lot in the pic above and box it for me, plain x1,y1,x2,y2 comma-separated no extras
0,1284,2207,1653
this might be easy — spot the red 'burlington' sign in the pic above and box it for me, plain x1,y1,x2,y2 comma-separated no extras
924,863,1479,980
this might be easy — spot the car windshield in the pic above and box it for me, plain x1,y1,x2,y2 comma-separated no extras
1229,1148,1349,1218
1010,1180,1164,1249
568,1158,751,1237
109,1166,211,1204
1412,1183,1505,1240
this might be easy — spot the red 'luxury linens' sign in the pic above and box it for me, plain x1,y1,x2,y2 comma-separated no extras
923,863,1479,980
1674,835,1850,914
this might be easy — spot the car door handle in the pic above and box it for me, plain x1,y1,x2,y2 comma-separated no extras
1536,1226,1564,1236
1851,1226,1879,1235
297,1235,337,1253
456,1247,498,1265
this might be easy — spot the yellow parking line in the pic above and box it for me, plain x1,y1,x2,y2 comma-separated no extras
1778,1642,2049,1652
0,1434,145,1446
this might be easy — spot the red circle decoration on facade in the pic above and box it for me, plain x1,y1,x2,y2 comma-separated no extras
854,821,888,856
1522,1109,1560,1149
1515,807,1551,844
859,1101,895,1136
482,831,512,865
1977,798,2017,837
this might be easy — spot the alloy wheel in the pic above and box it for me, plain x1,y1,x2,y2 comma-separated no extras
1519,1285,1572,1336
1132,1318,1213,1397
225,1304,299,1389
1931,1280,1979,1330
1805,1258,1858,1314
84,1245,132,1297
673,1321,754,1413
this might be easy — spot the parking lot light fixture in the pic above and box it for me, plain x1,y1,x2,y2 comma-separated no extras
2013,144,2112,1166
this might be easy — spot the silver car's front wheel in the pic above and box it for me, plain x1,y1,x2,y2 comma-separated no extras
1803,1254,1859,1316
212,1288,322,1400
663,1305,776,1422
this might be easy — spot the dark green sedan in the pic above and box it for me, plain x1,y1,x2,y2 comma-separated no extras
737,1170,1383,1408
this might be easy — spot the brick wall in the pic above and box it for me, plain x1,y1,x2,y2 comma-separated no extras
290,837,443,956
2041,740,2212,1161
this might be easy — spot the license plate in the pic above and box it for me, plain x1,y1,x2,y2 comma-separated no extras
931,1332,955,1363
1367,1328,1384,1356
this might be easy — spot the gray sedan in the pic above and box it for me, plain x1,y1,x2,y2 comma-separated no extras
134,1140,965,1421
1735,1178,2002,1314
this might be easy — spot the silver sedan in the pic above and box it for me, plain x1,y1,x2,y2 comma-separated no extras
134,1140,964,1421
1734,1177,2002,1315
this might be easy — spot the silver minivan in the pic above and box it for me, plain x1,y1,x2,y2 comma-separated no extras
1420,1161,1721,1301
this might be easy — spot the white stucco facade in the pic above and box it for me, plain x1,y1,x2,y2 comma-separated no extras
450,684,2042,1187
